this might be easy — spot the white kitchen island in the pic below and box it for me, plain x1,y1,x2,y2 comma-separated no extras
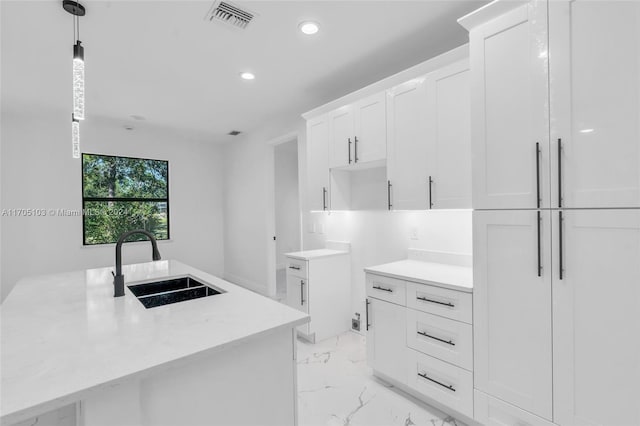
1,260,309,426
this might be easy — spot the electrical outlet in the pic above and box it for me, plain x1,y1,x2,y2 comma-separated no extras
351,317,360,331
409,227,419,240
352,313,361,331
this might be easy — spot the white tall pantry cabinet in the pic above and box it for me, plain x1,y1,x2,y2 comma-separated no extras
461,1,640,425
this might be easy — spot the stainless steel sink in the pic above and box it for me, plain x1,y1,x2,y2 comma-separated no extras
128,276,223,309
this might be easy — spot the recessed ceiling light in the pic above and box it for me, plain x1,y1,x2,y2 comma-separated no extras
580,128,595,133
240,72,255,80
299,21,319,35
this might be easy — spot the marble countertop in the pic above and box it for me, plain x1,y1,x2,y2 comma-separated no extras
285,249,349,260
0,260,309,424
364,260,473,293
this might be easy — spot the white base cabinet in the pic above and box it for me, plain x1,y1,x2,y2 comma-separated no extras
366,297,406,384
365,270,474,420
285,252,351,342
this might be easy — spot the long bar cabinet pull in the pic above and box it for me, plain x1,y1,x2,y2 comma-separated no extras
559,211,564,280
322,187,327,211
372,285,393,293
417,330,455,346
348,138,352,164
387,180,393,210
417,372,456,392
416,296,454,308
289,265,300,270
354,136,359,163
537,211,542,277
365,298,370,331
558,138,563,207
536,142,541,208
300,280,305,305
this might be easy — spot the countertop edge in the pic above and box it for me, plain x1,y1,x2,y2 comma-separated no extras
0,316,308,425
363,267,473,293
285,251,349,261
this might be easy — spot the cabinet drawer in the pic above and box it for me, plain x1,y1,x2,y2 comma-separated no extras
406,309,473,371
366,274,406,306
285,258,307,279
474,390,555,426
407,348,473,418
406,282,472,324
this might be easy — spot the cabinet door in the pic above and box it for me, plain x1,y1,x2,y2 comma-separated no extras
328,106,354,168
353,92,386,164
286,274,309,335
470,1,549,209
366,297,406,384
550,1,640,208
474,390,556,426
386,78,431,210
552,209,640,425
306,116,330,211
426,60,471,209
473,210,552,420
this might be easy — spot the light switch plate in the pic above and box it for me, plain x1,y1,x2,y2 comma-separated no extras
318,223,325,235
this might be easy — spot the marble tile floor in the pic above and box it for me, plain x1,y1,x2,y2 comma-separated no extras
297,331,464,426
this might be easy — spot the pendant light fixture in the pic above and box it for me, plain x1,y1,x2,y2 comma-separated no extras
63,0,86,158
72,115,80,158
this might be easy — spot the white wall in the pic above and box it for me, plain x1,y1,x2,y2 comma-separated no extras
274,141,300,268
0,108,225,301
303,209,472,334
221,116,306,296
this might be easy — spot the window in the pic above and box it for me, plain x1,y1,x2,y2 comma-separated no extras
82,153,169,245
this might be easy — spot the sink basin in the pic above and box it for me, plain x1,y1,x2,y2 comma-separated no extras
128,276,223,309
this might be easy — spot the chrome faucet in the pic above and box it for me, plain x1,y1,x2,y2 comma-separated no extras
113,229,162,297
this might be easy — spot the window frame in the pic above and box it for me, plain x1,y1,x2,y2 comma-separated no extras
81,152,170,246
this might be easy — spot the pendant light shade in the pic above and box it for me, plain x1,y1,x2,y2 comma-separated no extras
72,115,80,159
73,41,85,120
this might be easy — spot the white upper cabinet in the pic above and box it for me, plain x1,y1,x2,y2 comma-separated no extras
328,106,354,169
353,92,387,164
426,60,472,209
386,78,431,210
549,0,640,208
468,1,550,209
328,91,387,170
473,210,553,420
552,209,640,426
306,115,330,211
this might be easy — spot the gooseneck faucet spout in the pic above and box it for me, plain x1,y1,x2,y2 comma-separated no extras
113,229,162,297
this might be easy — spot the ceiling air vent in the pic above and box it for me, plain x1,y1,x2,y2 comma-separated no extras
205,1,255,30
228,130,242,136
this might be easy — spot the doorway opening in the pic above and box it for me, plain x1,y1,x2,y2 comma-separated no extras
272,139,301,301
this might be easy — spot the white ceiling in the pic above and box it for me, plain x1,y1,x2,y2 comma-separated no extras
1,0,487,142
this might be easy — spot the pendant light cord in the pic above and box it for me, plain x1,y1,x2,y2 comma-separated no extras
73,14,80,43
